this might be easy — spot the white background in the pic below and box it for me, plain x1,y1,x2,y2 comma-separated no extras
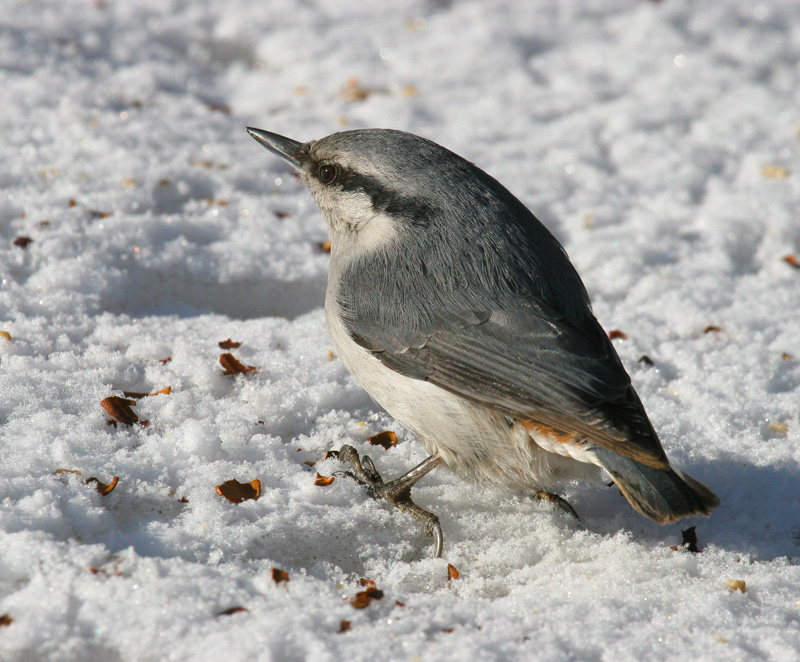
1,1,799,660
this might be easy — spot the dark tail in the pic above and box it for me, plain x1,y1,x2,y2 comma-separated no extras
592,446,720,524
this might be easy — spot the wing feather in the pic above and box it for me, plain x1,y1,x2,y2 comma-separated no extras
352,302,668,467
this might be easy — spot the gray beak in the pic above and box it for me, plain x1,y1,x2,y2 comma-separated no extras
246,127,303,170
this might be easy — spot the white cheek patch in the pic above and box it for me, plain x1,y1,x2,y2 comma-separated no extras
313,187,399,255
331,190,374,224
354,212,399,253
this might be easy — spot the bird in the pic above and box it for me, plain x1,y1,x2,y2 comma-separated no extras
247,126,720,558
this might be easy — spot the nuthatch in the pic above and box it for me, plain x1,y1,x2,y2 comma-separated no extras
247,127,719,558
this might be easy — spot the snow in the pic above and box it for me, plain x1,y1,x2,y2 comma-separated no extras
1,0,799,659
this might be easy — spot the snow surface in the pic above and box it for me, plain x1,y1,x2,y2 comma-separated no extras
1,0,800,660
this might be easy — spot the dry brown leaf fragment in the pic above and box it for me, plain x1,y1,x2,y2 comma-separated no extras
767,421,788,435
368,431,397,450
89,557,123,577
205,101,231,114
216,478,262,503
783,255,800,269
608,329,628,340
762,164,789,179
203,100,231,115
86,475,119,495
359,578,377,588
447,564,460,580
703,325,722,334
219,338,242,349
122,386,171,399
315,473,335,486
394,600,406,607
319,239,332,253
350,586,384,609
274,210,290,219
340,77,390,102
341,78,370,101
217,606,248,616
442,627,454,633
271,567,290,584
0,331,11,341
0,614,13,627
13,236,33,248
54,468,82,475
349,595,370,609
121,390,148,399
89,210,112,219
304,461,316,467
69,198,77,207
339,620,351,633
219,352,257,375
323,450,339,460
725,579,746,593
101,396,141,426
638,355,654,366
782,352,793,361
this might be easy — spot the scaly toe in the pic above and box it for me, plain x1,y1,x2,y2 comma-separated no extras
337,444,383,487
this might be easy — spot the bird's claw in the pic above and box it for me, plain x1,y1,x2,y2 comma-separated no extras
335,444,444,558
533,488,580,521
429,521,444,558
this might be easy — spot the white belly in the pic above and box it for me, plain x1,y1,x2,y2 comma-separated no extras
325,299,600,491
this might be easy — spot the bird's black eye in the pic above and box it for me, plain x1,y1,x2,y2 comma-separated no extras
318,164,338,185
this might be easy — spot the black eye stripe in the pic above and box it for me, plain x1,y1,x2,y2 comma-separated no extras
333,170,433,227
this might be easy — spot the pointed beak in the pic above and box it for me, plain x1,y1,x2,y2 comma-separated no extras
246,127,303,170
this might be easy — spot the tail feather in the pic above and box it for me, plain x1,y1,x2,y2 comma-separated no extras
592,445,720,524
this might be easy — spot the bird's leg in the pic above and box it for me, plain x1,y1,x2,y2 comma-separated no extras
531,488,580,521
337,445,444,557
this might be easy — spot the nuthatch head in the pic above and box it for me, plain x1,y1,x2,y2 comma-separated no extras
248,126,719,557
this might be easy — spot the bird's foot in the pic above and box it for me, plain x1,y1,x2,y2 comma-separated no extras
336,444,444,558
532,488,580,521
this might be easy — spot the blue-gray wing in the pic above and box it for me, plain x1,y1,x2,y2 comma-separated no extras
332,151,669,467
344,299,668,468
